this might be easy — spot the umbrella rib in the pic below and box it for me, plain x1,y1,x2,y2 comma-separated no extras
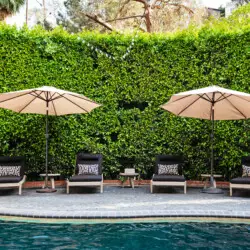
60,95,90,113
228,93,250,103
48,92,57,102
64,96,89,113
169,92,211,106
49,94,66,102
200,93,213,102
18,91,44,113
0,91,36,104
215,93,230,103
210,101,212,120
224,95,247,119
47,92,98,105
177,94,205,116
30,91,47,101
163,94,193,105
201,92,228,103
51,100,57,115
66,93,99,105
48,92,58,116
209,92,250,104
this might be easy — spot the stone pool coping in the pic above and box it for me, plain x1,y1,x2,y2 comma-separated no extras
1,216,250,224
1,210,250,220
0,186,250,221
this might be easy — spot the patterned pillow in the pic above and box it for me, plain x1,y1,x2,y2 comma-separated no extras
158,164,179,175
242,165,250,177
0,166,21,176
78,164,99,175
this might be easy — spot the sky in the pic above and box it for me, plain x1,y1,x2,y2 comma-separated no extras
6,0,231,27
201,0,229,8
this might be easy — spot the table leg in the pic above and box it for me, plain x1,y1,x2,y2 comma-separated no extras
213,179,217,188
51,178,55,189
129,177,135,189
204,177,208,189
132,178,134,189
122,178,125,188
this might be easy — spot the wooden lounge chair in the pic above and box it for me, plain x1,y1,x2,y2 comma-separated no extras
66,152,103,194
0,156,26,195
150,155,186,194
230,156,250,196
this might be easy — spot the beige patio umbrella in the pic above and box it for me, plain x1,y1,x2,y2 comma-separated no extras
0,86,102,192
161,85,250,193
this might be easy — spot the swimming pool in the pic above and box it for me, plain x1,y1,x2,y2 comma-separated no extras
0,221,250,249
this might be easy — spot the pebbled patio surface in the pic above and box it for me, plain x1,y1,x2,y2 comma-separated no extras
0,186,250,219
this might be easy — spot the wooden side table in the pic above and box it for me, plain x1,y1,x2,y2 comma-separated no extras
119,169,139,189
201,174,223,189
40,173,60,189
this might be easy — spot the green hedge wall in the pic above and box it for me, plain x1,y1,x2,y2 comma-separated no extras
0,15,250,180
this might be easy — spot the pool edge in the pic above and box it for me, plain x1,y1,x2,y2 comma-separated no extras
1,216,250,224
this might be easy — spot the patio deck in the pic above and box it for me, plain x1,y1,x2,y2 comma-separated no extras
0,186,250,220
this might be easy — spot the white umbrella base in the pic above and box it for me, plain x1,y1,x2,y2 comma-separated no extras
36,188,57,193
201,187,224,194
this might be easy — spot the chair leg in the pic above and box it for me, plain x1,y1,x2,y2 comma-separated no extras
150,181,153,193
51,178,55,189
184,182,187,194
230,185,232,197
19,185,22,195
100,183,103,193
66,183,69,194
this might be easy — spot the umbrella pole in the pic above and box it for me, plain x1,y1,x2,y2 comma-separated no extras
209,104,216,188
45,104,49,188
211,104,214,178
202,94,223,194
36,94,56,193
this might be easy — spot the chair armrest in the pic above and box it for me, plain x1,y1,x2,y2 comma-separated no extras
20,175,26,184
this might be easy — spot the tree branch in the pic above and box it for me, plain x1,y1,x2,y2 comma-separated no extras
115,0,131,19
107,14,145,22
84,13,114,31
163,2,194,14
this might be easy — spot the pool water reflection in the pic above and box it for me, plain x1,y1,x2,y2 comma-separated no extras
0,221,250,249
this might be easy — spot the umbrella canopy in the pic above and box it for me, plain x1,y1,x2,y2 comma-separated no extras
0,86,102,191
161,85,250,120
161,85,250,193
0,86,101,115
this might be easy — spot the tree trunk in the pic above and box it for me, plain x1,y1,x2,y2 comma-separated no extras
26,0,28,25
43,0,46,26
144,7,151,32
135,0,152,32
0,9,10,21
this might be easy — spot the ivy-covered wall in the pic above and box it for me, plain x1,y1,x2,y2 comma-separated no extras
0,14,249,180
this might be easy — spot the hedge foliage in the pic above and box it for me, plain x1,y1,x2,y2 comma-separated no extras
0,6,250,180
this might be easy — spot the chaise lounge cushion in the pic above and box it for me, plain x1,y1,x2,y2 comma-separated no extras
75,153,102,175
158,164,179,175
78,164,99,175
69,175,103,182
155,155,184,175
152,175,185,182
0,176,23,183
230,177,250,184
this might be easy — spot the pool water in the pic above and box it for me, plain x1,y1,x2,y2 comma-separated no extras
0,221,250,249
